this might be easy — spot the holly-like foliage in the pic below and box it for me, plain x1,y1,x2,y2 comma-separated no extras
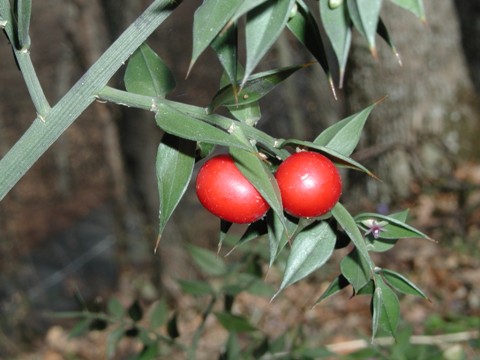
0,0,432,356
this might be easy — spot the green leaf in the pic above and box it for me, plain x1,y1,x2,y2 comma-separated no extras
128,300,143,322
15,0,32,50
149,299,169,329
274,221,336,298
227,220,268,254
156,134,196,239
211,23,238,86
219,63,262,126
219,219,233,254
372,276,400,339
377,17,401,64
125,42,175,97
107,297,125,319
196,141,216,160
225,333,241,359
331,202,374,273
208,63,308,113
187,244,227,276
314,101,379,156
68,318,91,339
215,312,257,333
244,0,296,84
340,248,371,293
346,0,383,55
229,147,285,226
355,211,432,240
267,211,299,267
381,268,428,299
155,104,251,150
287,0,333,92
389,0,426,21
314,274,350,304
190,0,243,72
178,279,214,297
319,0,352,86
106,327,125,359
278,140,375,176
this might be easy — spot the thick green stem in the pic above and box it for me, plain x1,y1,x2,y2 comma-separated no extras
0,0,180,201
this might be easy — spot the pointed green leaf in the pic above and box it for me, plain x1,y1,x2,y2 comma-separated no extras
225,333,241,358
389,0,425,21
355,211,432,240
190,0,243,71
68,318,91,339
211,22,238,86
244,0,296,84
107,297,125,319
372,276,400,339
106,327,125,359
215,312,257,333
314,274,350,304
187,244,227,276
278,140,375,176
229,147,285,226
218,63,262,126
274,221,336,298
155,104,251,150
156,134,196,237
219,219,233,254
371,285,383,340
287,0,331,82
377,17,401,64
149,299,169,329
319,0,352,86
227,220,268,255
331,202,375,271
15,0,32,50
208,63,308,113
381,268,428,299
357,279,375,296
340,248,371,293
267,210,299,267
190,0,269,72
178,279,214,297
314,101,378,156
125,42,175,97
346,0,383,54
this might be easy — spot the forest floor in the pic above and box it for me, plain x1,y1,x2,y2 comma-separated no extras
9,160,480,359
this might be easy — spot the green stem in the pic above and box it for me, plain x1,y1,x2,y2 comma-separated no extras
0,0,181,201
0,0,49,116
187,296,217,360
97,86,290,159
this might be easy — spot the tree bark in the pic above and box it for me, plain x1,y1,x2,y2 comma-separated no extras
343,0,480,208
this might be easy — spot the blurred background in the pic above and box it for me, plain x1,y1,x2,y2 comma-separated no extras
1,0,480,357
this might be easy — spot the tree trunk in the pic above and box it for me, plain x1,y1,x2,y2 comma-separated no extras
343,0,479,208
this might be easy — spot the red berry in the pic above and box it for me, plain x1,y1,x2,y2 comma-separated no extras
195,154,270,224
275,151,342,218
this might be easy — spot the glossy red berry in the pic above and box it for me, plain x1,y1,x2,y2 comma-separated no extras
195,154,270,224
275,151,342,218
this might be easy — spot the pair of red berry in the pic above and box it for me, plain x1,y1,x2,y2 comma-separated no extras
195,151,343,223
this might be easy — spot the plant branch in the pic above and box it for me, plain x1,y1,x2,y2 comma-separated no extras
97,86,291,159
0,0,181,201
0,0,50,117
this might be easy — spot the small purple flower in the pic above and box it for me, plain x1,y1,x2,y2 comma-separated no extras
363,220,387,239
